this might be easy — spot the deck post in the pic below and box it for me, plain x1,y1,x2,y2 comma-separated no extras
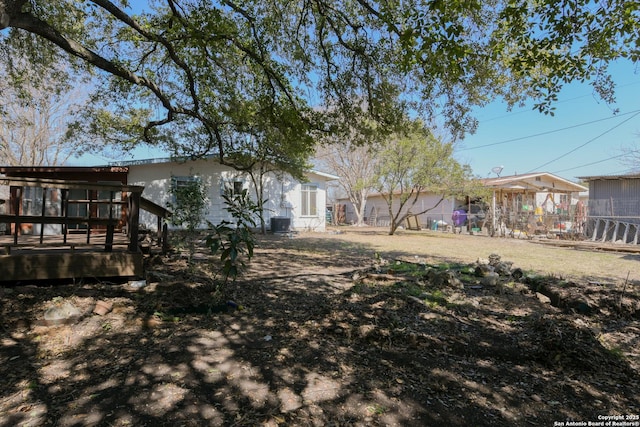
105,190,115,252
622,222,629,244
162,222,169,253
601,219,610,243
612,221,620,243
39,188,47,244
62,189,69,244
12,186,21,245
86,190,93,244
128,192,140,253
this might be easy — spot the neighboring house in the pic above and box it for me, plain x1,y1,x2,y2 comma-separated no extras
481,172,587,236
335,191,458,230
335,172,587,235
576,173,640,244
121,157,338,232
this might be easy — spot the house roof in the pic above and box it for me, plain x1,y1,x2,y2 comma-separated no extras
109,156,187,167
310,170,340,180
0,165,130,184
577,173,640,181
480,172,587,193
110,156,339,181
0,166,128,174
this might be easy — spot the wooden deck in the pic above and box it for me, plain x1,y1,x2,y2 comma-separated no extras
0,177,170,283
0,233,144,282
0,232,131,252
0,251,143,281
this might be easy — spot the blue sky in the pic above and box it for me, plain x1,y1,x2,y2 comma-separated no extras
456,59,640,181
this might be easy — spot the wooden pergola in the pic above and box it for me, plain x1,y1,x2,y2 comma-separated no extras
0,177,170,282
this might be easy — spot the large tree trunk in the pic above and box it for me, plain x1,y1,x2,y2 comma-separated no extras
356,203,367,226
350,189,369,226
386,195,397,235
388,222,398,235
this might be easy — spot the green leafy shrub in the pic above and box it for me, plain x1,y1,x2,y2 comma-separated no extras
167,175,208,264
207,188,259,282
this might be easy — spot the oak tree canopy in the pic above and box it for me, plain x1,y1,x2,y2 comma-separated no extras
1,0,637,166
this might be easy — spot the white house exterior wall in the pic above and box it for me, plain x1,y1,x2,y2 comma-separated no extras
127,158,330,232
534,191,582,213
287,179,329,231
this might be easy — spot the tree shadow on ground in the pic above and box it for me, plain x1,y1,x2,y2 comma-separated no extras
1,233,639,426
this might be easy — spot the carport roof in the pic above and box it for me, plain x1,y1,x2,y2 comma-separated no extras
577,173,640,181
480,172,587,193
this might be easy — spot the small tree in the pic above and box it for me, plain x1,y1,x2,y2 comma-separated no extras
620,140,640,173
315,141,379,226
0,53,89,166
166,175,208,264
375,122,475,235
207,189,260,283
224,105,314,234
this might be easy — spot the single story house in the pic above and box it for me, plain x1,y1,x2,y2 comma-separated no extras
1,159,338,234
576,173,640,244
119,156,338,232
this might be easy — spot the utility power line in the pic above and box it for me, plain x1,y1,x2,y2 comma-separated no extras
479,81,640,123
459,109,640,151
526,111,640,173
551,152,634,174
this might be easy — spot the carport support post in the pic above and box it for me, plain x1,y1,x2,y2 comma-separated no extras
601,219,610,243
592,218,600,241
492,190,496,236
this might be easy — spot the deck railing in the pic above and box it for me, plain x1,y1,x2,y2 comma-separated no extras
0,177,169,254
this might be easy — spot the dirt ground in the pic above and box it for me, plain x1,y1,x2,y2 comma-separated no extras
1,227,639,426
